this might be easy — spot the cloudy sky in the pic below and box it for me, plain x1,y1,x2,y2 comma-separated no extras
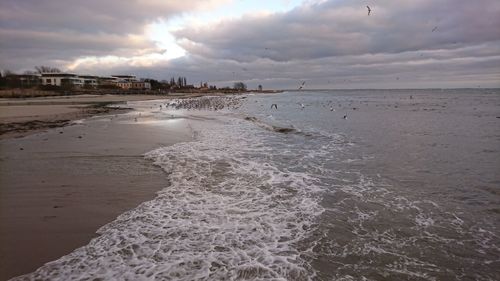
1,0,499,89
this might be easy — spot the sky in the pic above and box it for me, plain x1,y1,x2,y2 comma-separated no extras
0,0,499,89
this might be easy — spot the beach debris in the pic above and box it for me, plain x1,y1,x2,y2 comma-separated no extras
78,136,82,139
367,5,372,16
272,126,296,134
19,147,24,150
59,131,63,134
343,115,347,119
53,205,62,208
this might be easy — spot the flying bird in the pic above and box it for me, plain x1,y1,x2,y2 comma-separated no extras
431,26,438,32
298,81,306,90
367,6,371,16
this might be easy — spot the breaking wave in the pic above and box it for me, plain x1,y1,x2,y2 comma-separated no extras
14,115,327,280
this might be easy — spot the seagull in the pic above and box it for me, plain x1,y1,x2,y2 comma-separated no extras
298,81,306,90
367,6,371,16
431,26,438,32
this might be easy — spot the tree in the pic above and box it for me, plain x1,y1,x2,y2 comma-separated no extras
146,79,162,90
35,66,61,73
233,82,247,91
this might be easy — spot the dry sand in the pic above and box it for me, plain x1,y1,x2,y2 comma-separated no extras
0,97,193,279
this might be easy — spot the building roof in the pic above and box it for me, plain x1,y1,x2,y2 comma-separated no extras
41,73,77,77
111,75,136,78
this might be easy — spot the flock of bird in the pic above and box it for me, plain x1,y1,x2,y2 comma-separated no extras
159,96,244,111
158,95,363,120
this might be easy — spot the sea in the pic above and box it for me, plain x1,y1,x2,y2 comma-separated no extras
16,89,500,280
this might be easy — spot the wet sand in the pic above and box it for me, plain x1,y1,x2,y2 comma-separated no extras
0,94,170,139
0,104,193,279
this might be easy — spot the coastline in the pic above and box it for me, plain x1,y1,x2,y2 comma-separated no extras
0,96,193,279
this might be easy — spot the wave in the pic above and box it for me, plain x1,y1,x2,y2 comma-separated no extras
14,116,324,280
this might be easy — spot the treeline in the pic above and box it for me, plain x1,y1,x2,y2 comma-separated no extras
144,77,195,90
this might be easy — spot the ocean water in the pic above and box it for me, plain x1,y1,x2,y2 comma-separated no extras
15,89,500,280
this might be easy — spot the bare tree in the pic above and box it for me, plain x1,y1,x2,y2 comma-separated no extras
35,66,61,73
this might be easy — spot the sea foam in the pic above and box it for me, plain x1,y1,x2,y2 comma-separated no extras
14,115,325,280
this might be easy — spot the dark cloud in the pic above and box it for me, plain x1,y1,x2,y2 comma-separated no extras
175,0,500,62
1,0,499,88
0,0,227,35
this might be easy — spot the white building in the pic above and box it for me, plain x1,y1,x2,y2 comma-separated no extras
40,73,83,87
112,75,151,90
79,75,98,88
111,75,136,82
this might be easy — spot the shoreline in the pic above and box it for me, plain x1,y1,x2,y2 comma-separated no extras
0,94,165,139
0,97,194,279
0,92,266,139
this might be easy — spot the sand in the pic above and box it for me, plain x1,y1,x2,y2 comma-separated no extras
0,96,193,279
0,94,172,139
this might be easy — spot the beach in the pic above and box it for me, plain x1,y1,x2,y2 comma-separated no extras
1,89,499,280
0,94,182,139
0,95,193,279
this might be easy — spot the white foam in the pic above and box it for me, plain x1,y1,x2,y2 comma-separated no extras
15,116,325,280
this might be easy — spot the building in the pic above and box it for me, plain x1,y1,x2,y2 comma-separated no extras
130,81,151,90
97,77,118,87
112,75,151,90
26,72,150,90
79,75,98,88
4,74,41,88
40,73,83,87
111,75,136,82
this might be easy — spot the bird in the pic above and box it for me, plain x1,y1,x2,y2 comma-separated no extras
271,104,278,109
298,81,306,90
432,26,438,32
367,6,372,16
343,115,347,119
